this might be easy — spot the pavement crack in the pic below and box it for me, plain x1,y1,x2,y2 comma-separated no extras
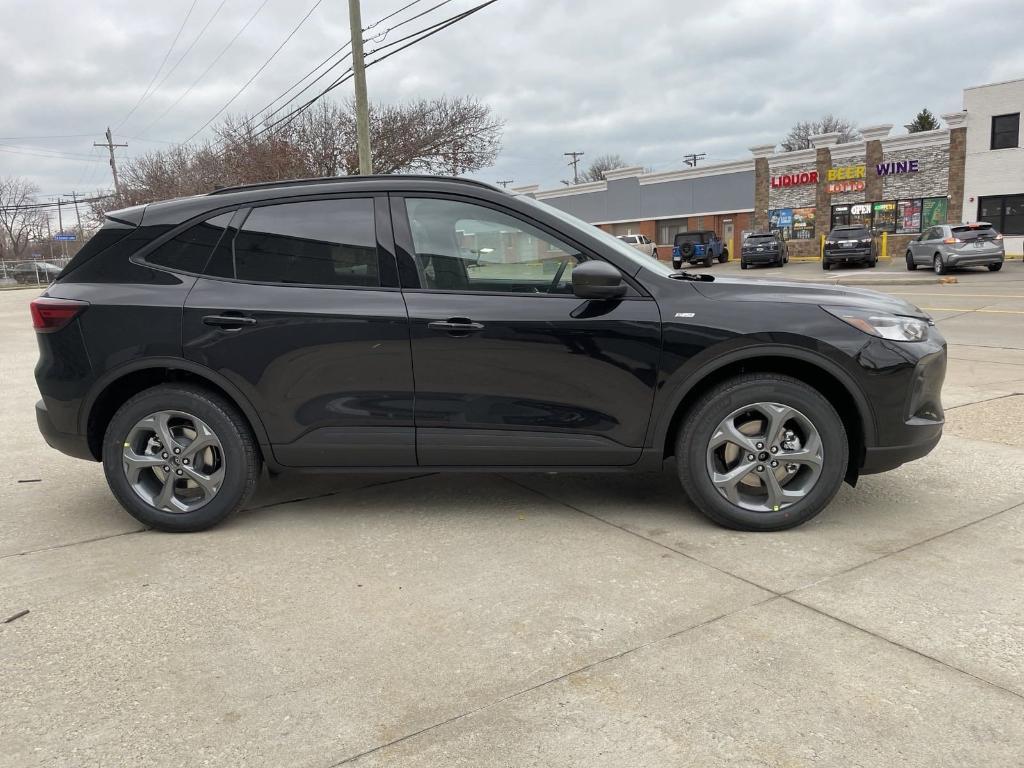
0,527,148,560
944,392,1024,410
784,596,1024,703
322,593,781,767
500,475,782,597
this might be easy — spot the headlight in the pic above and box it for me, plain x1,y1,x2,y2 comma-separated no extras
822,305,930,342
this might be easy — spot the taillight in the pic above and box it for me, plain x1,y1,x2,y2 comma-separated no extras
30,297,88,333
996,233,1004,240
942,237,959,244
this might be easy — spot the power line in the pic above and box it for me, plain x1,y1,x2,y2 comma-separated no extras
252,45,352,125
0,146,105,163
124,0,230,132
364,0,455,44
363,0,426,30
179,0,326,145
114,0,200,132
247,1,498,143
135,0,274,139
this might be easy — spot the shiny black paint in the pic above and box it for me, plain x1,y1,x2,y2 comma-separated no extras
36,176,946,479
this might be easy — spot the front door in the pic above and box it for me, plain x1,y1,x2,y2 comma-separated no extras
182,195,415,467
392,195,662,467
722,220,734,260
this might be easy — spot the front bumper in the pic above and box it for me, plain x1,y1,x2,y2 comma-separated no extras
36,399,94,461
859,344,946,475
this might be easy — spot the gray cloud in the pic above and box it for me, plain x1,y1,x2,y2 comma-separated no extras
0,0,1020,200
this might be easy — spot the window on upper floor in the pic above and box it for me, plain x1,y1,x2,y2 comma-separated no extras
991,113,1020,150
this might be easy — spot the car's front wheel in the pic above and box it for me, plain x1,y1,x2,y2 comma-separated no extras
676,374,848,531
906,251,917,270
102,384,261,532
740,260,748,270
933,255,946,275
988,262,1003,272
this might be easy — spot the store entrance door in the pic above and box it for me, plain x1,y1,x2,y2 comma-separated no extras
722,220,734,261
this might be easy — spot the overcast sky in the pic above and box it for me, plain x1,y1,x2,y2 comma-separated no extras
1,0,1022,201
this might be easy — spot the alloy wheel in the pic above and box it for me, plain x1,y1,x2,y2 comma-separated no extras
122,410,225,513
705,402,824,512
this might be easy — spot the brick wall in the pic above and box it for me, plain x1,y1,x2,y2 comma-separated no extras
814,147,832,242
881,144,949,200
865,141,884,202
947,126,966,224
829,154,867,205
754,157,769,231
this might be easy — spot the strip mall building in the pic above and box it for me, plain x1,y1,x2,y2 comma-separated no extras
514,78,1023,261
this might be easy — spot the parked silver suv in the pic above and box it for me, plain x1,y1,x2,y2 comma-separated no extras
906,222,1004,275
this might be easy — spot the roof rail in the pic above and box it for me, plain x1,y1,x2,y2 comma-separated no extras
208,175,504,196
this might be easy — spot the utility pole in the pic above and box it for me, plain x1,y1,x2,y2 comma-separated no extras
55,199,68,259
564,151,584,184
64,192,84,235
94,127,128,196
683,152,706,168
44,214,55,261
348,0,372,175
496,179,514,188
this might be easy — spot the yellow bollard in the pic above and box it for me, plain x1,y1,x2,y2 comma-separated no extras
881,231,888,260
820,233,825,261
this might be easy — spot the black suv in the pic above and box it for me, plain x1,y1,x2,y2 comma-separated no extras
33,176,946,532
823,225,877,270
740,232,788,269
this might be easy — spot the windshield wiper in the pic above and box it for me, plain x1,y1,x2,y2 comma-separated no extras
668,270,715,282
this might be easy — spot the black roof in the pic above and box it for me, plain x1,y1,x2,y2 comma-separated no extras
208,174,504,196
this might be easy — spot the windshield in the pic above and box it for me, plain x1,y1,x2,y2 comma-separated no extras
518,196,677,277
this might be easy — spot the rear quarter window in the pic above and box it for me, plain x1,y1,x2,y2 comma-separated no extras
144,213,233,273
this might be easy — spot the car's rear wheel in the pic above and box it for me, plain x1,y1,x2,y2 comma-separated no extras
933,255,946,275
676,374,848,531
102,384,260,532
988,262,1003,272
906,251,917,270
719,249,728,264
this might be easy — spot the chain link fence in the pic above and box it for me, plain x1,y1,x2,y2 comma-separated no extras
0,258,70,289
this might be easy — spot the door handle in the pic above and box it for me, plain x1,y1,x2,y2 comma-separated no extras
203,314,257,329
427,318,485,334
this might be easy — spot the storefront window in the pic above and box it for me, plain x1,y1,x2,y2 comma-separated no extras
791,207,816,240
896,199,923,234
979,194,1024,235
922,197,948,230
657,218,687,245
769,208,815,240
872,201,897,233
769,208,793,239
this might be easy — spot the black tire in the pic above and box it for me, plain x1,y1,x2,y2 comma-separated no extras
988,262,1003,272
822,261,831,271
705,254,714,267
906,251,917,270
102,384,261,532
868,257,876,268
675,374,848,531
933,254,946,275
718,249,729,264
740,261,748,270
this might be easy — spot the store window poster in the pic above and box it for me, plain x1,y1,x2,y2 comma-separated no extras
897,199,922,234
922,198,948,229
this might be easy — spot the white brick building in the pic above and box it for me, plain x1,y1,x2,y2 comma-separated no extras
960,78,1024,255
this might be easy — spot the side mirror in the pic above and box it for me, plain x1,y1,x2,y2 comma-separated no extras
572,260,627,300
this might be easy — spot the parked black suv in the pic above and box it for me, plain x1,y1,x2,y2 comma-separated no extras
740,232,788,269
33,176,946,532
823,225,877,270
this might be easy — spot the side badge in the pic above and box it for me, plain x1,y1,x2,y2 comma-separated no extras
674,312,695,318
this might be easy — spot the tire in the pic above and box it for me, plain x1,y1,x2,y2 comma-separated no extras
740,261,748,270
719,249,729,264
906,251,917,270
102,384,261,532
868,257,876,268
676,374,848,531
705,254,714,268
822,261,831,271
988,263,1003,272
933,255,946,275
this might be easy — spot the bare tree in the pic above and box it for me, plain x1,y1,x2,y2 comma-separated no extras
582,154,628,182
93,96,503,219
0,176,45,262
780,115,859,151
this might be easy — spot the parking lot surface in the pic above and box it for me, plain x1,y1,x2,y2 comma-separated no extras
2,267,1023,767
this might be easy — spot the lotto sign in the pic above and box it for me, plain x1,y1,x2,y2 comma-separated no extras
827,180,866,194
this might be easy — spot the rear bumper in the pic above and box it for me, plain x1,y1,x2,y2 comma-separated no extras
824,247,872,263
36,399,94,461
742,251,783,264
946,251,1003,267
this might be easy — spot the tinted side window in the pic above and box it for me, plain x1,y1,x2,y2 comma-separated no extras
145,213,232,273
232,199,378,287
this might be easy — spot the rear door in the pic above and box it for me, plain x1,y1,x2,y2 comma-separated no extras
181,195,415,468
392,195,662,467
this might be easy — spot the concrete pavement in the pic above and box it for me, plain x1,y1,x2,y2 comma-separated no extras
1,281,1023,767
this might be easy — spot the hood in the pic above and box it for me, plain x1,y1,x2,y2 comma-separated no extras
689,276,929,319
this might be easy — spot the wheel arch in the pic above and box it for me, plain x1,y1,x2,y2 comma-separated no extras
81,358,273,464
656,348,873,483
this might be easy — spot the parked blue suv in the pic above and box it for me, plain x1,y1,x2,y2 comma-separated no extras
672,231,728,268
